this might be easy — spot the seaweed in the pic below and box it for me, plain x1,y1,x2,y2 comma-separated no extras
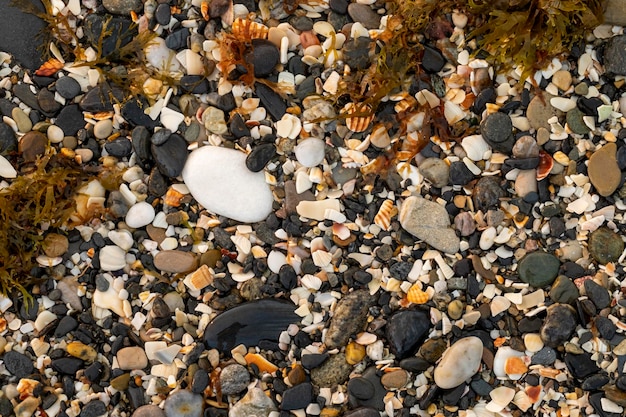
0,155,89,299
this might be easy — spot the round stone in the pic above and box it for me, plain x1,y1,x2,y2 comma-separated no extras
295,138,325,167
47,124,65,143
132,405,166,417
42,233,69,258
588,143,621,197
527,93,559,131
588,227,624,264
125,202,156,228
250,39,279,78
541,304,577,348
220,364,250,395
55,76,82,99
155,3,171,25
472,176,505,211
164,390,203,417
94,119,113,139
434,336,483,389
511,136,539,159
480,112,514,154
518,251,560,287
19,131,47,162
449,161,474,185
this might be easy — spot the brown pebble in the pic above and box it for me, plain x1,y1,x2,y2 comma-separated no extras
116,346,148,370
381,369,410,389
588,143,621,196
19,131,48,162
153,250,198,273
42,233,69,258
146,224,166,244
200,249,222,268
288,364,307,385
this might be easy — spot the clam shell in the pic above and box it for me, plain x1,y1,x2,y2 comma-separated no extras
185,265,214,291
232,18,269,40
374,199,395,231
490,295,511,316
406,284,429,304
486,386,515,413
343,103,373,133
536,150,553,180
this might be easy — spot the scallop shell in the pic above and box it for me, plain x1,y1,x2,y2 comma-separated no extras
374,199,395,231
406,284,429,304
312,250,333,267
486,386,515,413
164,187,185,207
232,18,269,40
490,295,511,316
343,103,373,133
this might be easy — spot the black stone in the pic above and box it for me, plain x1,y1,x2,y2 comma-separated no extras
0,122,17,155
389,262,412,280
442,383,466,406
132,126,152,163
0,0,45,70
386,310,430,359
192,369,209,394
565,353,600,379
581,373,610,391
37,88,62,116
55,105,85,136
348,377,375,400
246,143,276,172
604,35,626,76
342,37,372,71
155,3,171,25
449,161,474,185
349,367,385,410
470,378,493,397
105,137,133,158
422,46,446,73
13,83,41,111
55,316,79,337
301,353,328,370
399,356,431,372
480,112,514,154
3,350,34,378
595,316,617,340
329,0,349,14
541,304,577,348
282,382,313,410
80,83,124,113
255,82,286,121
472,87,496,114
589,392,622,417
122,97,160,129
230,113,250,138
204,299,298,351
84,14,136,58
531,346,557,365
345,408,382,417
151,128,172,146
56,76,82,100
473,176,505,211
151,133,188,178
166,28,190,50
80,400,106,417
577,96,603,117
84,362,103,383
584,279,611,310
250,39,280,77
180,75,211,94
51,357,84,375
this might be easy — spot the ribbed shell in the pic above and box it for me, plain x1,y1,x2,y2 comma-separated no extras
374,199,394,231
343,103,373,133
232,18,269,40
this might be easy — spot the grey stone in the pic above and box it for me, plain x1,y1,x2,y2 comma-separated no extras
325,289,375,349
399,196,460,254
310,353,352,387
541,304,577,348
102,0,142,15
604,34,626,75
229,387,276,417
419,158,450,188
164,391,203,417
219,364,250,395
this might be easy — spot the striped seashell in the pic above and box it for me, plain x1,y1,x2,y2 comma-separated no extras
374,199,395,231
34,58,64,76
343,103,373,133
186,264,214,291
406,284,428,304
164,187,185,207
232,18,269,40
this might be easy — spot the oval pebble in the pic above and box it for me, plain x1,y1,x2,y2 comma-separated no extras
94,119,113,139
125,202,156,228
47,125,65,143
99,245,127,271
434,336,483,389
295,138,325,167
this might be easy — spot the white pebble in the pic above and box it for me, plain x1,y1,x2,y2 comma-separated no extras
295,138,325,167
94,119,113,139
126,202,156,228
47,125,65,143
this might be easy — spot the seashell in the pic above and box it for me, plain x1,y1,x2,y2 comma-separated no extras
406,283,429,304
17,378,40,398
369,123,391,149
245,352,278,373
201,0,209,20
493,346,525,380
523,333,543,352
486,386,515,413
525,385,542,403
374,199,395,231
504,356,528,375
184,264,214,291
232,18,269,40
164,187,185,207
513,390,533,412
332,223,351,241
34,58,64,76
312,250,333,267
355,332,377,345
343,103,373,133
490,295,511,316
536,150,553,181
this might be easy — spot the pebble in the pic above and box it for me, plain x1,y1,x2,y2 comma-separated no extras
94,119,113,140
55,104,85,136
566,107,590,134
155,3,171,26
588,227,624,264
246,143,276,172
541,304,578,348
19,130,47,162
527,93,559,130
99,245,127,271
125,201,156,229
282,382,313,410
347,3,381,29
419,158,450,188
220,364,250,395
102,0,142,15
55,76,81,99
604,34,626,75
151,133,188,178
182,146,274,223
117,346,148,370
153,250,198,273
295,138,326,167
449,161,474,185
385,310,430,359
164,390,203,417
381,369,410,389
548,275,579,304
584,279,611,309
250,39,280,77
11,108,31,133
588,143,621,197
310,353,352,387
514,169,537,198
480,112,514,154
434,337,483,389
0,122,16,154
3,350,34,378
325,289,374,349
132,405,166,417
473,176,505,211
517,251,560,287
512,136,540,158
552,70,573,91
229,387,276,417
399,196,460,254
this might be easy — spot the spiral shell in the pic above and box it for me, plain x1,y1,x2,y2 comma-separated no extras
34,58,64,76
343,103,373,133
406,284,429,304
232,18,269,40
374,199,395,231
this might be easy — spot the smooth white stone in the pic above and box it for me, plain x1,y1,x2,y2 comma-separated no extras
434,336,483,389
295,138,325,167
479,226,497,250
108,229,134,251
47,125,65,143
99,245,127,271
126,202,156,228
182,146,274,223
0,155,16,178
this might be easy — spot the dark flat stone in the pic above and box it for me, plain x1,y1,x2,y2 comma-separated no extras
0,0,45,70
204,299,298,351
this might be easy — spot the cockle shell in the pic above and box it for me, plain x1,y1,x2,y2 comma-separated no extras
232,18,269,40
406,284,429,304
343,103,373,133
536,150,553,181
374,199,395,231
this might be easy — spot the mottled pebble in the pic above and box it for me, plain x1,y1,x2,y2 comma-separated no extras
434,337,483,389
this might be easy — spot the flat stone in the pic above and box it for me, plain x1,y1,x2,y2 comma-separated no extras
3,350,34,378
347,3,381,29
588,143,621,197
204,299,297,351
55,104,84,136
541,304,577,348
153,250,198,273
151,133,188,178
386,310,430,359
282,382,313,410
588,227,624,264
325,289,375,349
254,82,286,121
219,364,250,395
548,275,579,304
250,39,280,77
380,369,410,389
566,108,590,135
527,93,559,131
434,337,483,389
182,146,274,223
604,34,626,75
229,388,276,417
518,251,560,287
56,76,82,100
132,405,166,417
419,158,450,188
480,112,514,154
399,196,460,254
584,279,611,310
103,0,142,15
117,346,148,370
163,391,203,417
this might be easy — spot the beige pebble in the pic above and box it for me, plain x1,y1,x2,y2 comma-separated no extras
116,346,148,370
154,250,198,273
551,70,572,91
12,107,32,133
94,119,113,140
47,125,65,143
381,369,410,389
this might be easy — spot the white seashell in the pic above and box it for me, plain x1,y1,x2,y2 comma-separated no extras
296,199,341,221
461,135,490,161
479,226,497,250
295,170,313,194
184,264,214,291
490,295,511,316
513,390,533,412
99,245,127,271
160,107,185,131
312,250,333,267
324,208,346,223
231,234,251,255
176,49,204,76
36,255,63,267
232,271,255,282
313,21,336,38
332,223,351,240
550,97,576,112
301,274,322,290
444,100,465,124
275,113,301,139
492,346,525,380
486,386,515,412
267,250,287,273
0,155,17,179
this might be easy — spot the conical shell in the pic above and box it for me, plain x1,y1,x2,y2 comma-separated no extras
232,18,269,40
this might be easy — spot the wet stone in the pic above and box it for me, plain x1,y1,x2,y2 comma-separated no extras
255,82,286,120
55,105,84,136
604,34,626,75
588,227,624,264
564,353,600,379
3,350,34,378
588,143,621,197
19,131,48,162
422,46,446,73
155,3,171,25
37,88,61,116
151,133,188,178
220,364,250,395
541,304,577,348
103,0,142,15
347,3,381,29
480,112,514,154
325,289,374,349
518,251,560,287
282,382,313,410
250,39,280,78
246,143,276,172
105,137,133,158
549,275,579,304
310,353,352,387
584,280,611,309
386,310,430,359
566,108,590,134
55,76,82,100
180,76,210,94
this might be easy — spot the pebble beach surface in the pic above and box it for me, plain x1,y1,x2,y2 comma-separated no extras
2,1,626,417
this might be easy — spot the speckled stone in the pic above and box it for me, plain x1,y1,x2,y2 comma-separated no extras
325,289,375,349
541,304,577,348
518,251,560,287
588,227,624,264
310,353,353,387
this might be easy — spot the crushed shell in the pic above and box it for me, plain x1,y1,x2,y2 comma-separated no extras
244,352,278,373
406,284,429,304
374,199,395,231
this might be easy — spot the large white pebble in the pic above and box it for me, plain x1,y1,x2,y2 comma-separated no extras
108,229,134,251
99,245,128,271
126,202,156,228
434,336,483,389
295,138,326,167
182,146,274,223
0,155,17,178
